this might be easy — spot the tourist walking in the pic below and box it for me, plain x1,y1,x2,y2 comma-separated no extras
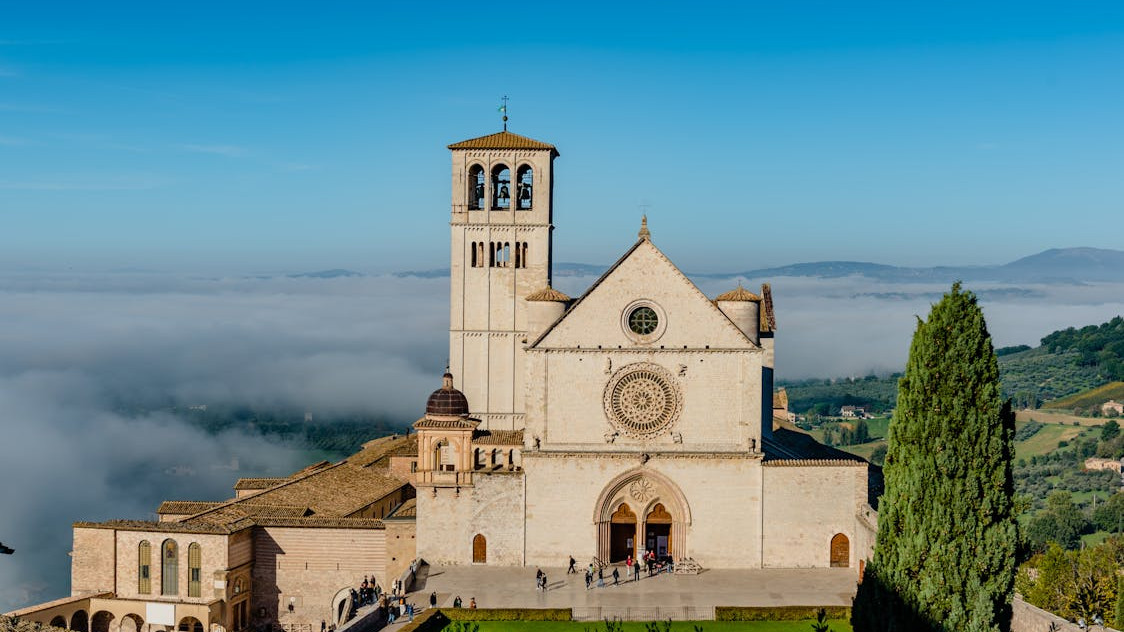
469,597,477,609
597,566,605,588
612,567,620,585
453,595,462,608
584,568,592,590
429,591,437,609
568,556,577,574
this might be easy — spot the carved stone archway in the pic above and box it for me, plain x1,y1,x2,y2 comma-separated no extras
593,468,690,563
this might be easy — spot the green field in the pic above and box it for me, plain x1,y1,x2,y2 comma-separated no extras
1044,381,1124,412
839,440,885,462
464,621,852,632
1014,422,1091,458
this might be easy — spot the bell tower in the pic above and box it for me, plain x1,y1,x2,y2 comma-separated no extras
447,131,558,431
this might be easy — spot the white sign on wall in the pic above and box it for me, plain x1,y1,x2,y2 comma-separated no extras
146,602,176,626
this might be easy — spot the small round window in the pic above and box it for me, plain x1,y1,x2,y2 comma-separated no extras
628,306,659,335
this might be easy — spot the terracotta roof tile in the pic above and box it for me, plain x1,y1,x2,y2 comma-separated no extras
715,286,761,302
386,498,417,519
157,501,223,515
472,429,524,445
447,131,557,153
233,477,288,490
525,287,571,302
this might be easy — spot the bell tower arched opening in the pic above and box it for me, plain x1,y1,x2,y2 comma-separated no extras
491,165,511,210
467,165,485,210
516,165,533,209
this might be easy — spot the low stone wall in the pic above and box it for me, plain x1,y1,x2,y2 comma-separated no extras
1012,597,1120,632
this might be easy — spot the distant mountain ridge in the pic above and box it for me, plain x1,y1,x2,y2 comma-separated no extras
393,247,1124,284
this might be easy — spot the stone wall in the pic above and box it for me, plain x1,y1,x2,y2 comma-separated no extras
71,528,117,596
522,453,764,568
112,529,230,603
415,473,524,566
761,462,867,569
252,526,388,627
1011,596,1120,632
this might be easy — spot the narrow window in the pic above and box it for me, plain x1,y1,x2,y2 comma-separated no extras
491,165,511,209
514,242,520,269
467,165,485,210
138,541,151,594
502,243,511,267
520,243,528,268
489,242,496,268
516,165,533,209
162,539,179,596
188,543,201,597
470,242,478,268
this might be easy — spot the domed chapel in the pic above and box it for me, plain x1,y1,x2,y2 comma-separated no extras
9,129,879,632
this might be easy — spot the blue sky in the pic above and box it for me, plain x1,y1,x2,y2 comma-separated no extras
2,1,1123,273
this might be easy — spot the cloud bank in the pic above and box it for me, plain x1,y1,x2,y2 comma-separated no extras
2,270,1123,611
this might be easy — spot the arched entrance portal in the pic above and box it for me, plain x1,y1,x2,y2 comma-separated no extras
609,503,637,562
594,469,691,564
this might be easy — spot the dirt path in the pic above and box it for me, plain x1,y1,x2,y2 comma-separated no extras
1016,410,1105,426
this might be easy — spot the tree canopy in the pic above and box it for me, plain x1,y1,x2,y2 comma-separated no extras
852,283,1018,632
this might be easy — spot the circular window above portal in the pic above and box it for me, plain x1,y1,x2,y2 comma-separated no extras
621,300,667,343
603,362,683,439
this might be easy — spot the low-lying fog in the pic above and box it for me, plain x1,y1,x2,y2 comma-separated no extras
2,270,1123,611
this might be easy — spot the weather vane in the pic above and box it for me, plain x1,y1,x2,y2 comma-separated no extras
499,96,509,131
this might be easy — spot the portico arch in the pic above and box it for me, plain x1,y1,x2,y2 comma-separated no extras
594,468,691,563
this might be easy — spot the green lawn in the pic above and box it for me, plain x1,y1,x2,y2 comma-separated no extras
466,622,852,632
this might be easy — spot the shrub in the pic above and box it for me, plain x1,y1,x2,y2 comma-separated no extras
715,606,850,621
442,608,572,622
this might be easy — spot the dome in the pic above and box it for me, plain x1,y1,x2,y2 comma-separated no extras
525,286,571,302
715,285,761,302
425,372,470,417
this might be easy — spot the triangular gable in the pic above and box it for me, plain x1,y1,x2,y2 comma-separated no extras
531,239,757,350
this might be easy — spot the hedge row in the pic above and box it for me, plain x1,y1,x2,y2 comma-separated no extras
715,606,851,621
396,609,449,632
442,608,572,621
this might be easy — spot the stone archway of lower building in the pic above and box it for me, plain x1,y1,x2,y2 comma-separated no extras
593,468,691,564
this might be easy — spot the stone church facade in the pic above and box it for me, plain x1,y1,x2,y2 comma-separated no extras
6,129,878,632
413,130,878,570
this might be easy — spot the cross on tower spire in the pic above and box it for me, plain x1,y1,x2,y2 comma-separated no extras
499,96,509,131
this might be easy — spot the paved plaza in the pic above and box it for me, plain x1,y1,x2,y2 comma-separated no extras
405,564,858,618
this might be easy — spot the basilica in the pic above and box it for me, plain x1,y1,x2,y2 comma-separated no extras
7,130,878,632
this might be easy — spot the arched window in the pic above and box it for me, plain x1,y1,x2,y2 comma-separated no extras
437,441,455,472
50,617,67,628
71,611,89,632
519,242,528,269
478,242,485,268
502,243,511,267
489,242,496,268
467,165,485,210
138,540,151,594
472,534,486,564
470,242,478,268
188,542,201,597
177,618,204,632
162,539,179,595
491,165,511,209
516,165,533,209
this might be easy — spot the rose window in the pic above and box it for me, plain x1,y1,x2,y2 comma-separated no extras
604,363,683,438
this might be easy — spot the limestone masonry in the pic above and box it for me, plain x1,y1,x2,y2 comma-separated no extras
6,130,879,632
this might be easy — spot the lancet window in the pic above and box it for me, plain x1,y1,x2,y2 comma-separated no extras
161,539,178,596
138,541,151,594
187,543,201,597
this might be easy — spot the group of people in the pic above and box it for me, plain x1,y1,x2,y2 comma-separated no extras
535,568,549,591
449,595,477,609
580,551,673,589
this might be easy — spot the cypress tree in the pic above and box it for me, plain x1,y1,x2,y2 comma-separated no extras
852,283,1017,632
